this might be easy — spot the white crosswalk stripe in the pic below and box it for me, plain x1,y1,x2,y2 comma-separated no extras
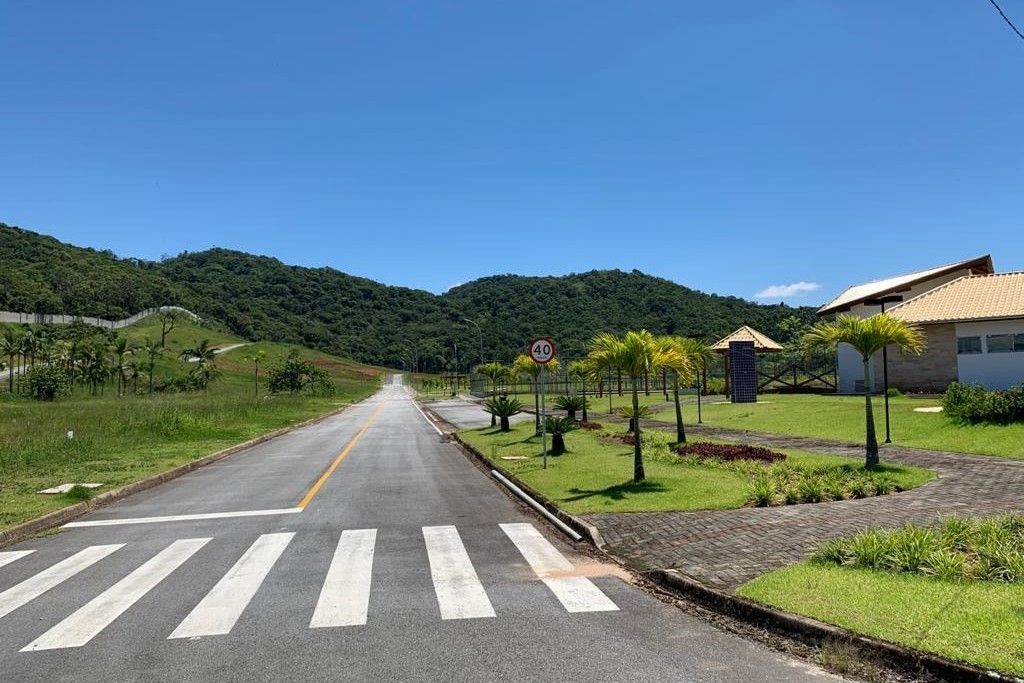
423,525,496,620
4,523,617,651
0,550,36,569
0,545,123,621
169,533,294,639
501,523,619,613
22,538,210,652
310,528,377,628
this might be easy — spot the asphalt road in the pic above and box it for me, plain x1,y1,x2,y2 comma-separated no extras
0,377,846,682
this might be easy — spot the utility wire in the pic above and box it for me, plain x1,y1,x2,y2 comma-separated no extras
988,0,1024,41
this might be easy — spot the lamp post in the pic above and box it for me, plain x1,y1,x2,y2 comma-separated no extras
462,318,484,367
865,295,903,443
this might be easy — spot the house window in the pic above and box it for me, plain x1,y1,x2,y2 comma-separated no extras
957,336,982,354
987,334,1014,353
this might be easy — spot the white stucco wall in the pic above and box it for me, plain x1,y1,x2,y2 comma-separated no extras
837,343,876,393
955,320,1024,390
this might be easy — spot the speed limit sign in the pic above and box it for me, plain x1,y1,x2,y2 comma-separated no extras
529,337,556,364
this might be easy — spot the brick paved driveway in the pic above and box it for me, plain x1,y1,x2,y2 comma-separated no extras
582,422,1024,590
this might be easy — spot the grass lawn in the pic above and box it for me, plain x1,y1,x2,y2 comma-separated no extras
739,564,1024,677
458,421,933,515
0,320,383,531
651,394,1024,459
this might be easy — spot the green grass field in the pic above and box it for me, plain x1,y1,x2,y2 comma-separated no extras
458,421,932,515
651,394,1024,459
739,564,1024,677
0,318,384,531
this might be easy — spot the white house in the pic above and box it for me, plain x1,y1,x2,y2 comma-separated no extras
816,256,996,393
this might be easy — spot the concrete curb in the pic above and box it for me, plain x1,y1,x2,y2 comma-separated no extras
0,403,356,549
449,432,605,548
652,569,1024,683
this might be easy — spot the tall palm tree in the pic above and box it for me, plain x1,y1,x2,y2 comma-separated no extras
243,349,267,397
657,336,705,443
0,328,23,393
140,338,164,393
802,314,925,468
110,335,136,397
567,359,592,422
513,354,560,434
587,330,686,482
475,361,509,426
180,339,219,391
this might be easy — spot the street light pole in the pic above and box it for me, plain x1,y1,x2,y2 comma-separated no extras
865,296,903,443
462,318,484,367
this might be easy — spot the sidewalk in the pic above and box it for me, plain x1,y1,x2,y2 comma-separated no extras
582,420,1024,590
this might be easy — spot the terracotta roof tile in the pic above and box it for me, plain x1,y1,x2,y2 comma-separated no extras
887,272,1024,324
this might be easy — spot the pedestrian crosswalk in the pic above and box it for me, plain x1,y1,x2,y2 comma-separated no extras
0,524,618,652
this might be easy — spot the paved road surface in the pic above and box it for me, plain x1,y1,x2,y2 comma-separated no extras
0,377,844,682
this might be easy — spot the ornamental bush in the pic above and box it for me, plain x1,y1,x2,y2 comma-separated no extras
676,442,787,463
943,382,1024,424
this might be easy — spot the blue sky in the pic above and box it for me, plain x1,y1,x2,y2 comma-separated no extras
2,1,1022,305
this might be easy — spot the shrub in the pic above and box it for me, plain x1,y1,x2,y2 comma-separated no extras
782,487,801,505
574,421,602,431
676,442,787,463
704,378,726,395
23,364,72,401
553,394,587,420
267,354,334,396
797,476,824,503
543,415,576,455
746,477,776,507
484,396,523,432
943,381,1024,424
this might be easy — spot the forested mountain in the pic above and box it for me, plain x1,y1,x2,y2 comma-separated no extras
0,223,819,370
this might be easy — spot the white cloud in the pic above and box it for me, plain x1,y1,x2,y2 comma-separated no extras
753,281,822,299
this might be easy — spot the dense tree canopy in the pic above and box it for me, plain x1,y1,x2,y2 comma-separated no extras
1,223,820,371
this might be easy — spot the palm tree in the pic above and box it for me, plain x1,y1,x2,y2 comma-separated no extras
567,360,592,422
658,336,710,443
244,349,267,397
512,354,560,434
140,338,164,393
475,361,509,426
484,396,523,432
109,335,136,397
180,339,219,391
587,330,686,482
802,314,925,468
0,328,23,393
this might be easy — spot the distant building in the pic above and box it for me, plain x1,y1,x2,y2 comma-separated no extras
816,255,1024,392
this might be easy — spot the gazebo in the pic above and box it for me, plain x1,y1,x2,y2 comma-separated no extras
712,326,783,399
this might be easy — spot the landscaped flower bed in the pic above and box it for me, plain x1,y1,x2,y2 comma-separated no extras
574,421,603,431
676,441,786,463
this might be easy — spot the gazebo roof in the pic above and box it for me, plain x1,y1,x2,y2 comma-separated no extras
712,326,784,353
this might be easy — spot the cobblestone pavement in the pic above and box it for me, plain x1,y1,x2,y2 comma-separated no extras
582,420,1024,591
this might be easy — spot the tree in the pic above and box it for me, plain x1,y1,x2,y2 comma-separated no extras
544,416,576,455
244,349,267,397
158,309,186,346
586,329,686,482
140,338,164,393
658,336,708,443
802,314,925,468
512,354,560,434
483,396,523,432
109,335,136,397
0,327,23,393
553,394,586,421
567,360,591,422
179,339,219,391
474,361,509,426
267,350,333,395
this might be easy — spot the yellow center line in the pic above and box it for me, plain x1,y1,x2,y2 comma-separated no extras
297,400,389,509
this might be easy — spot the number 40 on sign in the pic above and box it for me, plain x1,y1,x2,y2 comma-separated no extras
529,337,556,364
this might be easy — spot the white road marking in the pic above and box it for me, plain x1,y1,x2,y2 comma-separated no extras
423,526,495,620
63,508,303,528
413,402,444,435
500,523,618,613
310,529,377,628
0,550,35,569
168,533,294,639
22,538,210,651
0,546,122,621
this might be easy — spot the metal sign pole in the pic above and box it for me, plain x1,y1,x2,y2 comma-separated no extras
541,364,548,469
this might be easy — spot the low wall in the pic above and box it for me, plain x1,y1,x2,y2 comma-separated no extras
0,306,198,329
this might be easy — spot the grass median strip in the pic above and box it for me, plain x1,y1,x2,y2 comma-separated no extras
459,421,932,515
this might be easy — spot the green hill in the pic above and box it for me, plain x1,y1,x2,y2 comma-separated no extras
0,222,818,370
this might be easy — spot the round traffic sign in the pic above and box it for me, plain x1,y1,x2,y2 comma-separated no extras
529,337,556,364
